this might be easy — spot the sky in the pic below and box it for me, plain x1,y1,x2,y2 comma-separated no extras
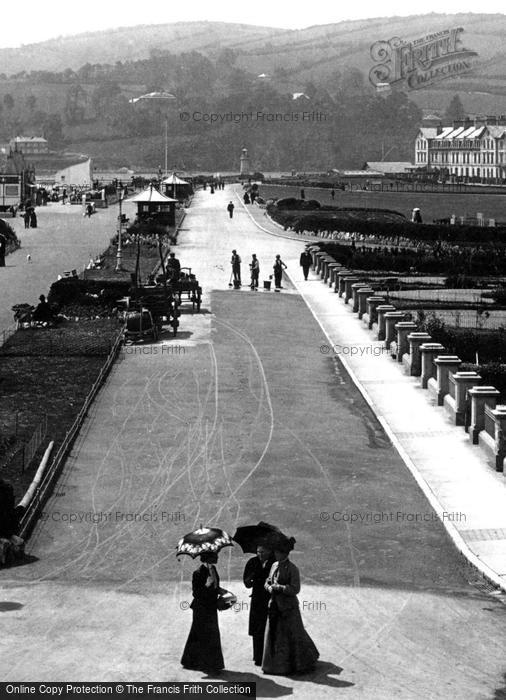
3,0,506,48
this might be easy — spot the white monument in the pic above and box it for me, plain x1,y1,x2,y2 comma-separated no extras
240,148,251,176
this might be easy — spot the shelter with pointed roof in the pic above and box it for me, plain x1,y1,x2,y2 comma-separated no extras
162,173,192,200
126,185,177,225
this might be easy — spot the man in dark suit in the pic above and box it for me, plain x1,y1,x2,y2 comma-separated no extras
300,247,312,280
243,544,275,665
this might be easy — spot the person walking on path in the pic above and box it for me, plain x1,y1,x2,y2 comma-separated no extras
181,551,225,673
249,254,260,290
231,250,241,286
261,536,319,676
299,247,312,281
0,234,6,268
227,201,235,219
30,209,37,229
23,209,31,229
331,188,335,200
243,543,275,665
300,188,305,200
273,255,287,289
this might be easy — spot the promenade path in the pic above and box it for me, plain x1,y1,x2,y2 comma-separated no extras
0,203,118,333
1,188,505,698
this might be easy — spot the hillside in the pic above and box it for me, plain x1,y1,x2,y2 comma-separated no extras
2,14,506,171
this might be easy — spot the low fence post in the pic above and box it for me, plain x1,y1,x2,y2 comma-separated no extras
395,321,417,362
452,372,481,426
420,344,445,389
469,386,500,444
434,356,462,406
376,305,396,341
406,332,432,376
492,406,506,472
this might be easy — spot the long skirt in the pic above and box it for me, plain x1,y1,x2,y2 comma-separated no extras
262,603,319,675
181,603,224,672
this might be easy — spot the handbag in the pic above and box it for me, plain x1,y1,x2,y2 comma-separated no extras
216,588,237,611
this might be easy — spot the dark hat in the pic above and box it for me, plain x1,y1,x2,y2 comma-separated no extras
266,534,296,554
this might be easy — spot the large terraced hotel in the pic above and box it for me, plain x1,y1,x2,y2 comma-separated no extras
415,116,506,183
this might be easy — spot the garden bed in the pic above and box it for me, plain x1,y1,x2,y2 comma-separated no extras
0,319,122,500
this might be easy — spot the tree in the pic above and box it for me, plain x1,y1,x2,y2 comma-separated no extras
43,114,64,148
3,93,14,111
26,95,37,112
444,94,465,123
91,81,122,119
64,83,87,125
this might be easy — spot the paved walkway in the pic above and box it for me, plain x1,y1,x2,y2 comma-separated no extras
1,187,506,699
238,188,506,591
0,203,117,333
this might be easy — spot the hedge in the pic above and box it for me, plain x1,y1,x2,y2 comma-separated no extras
460,362,506,400
267,202,506,244
417,313,506,363
319,241,506,276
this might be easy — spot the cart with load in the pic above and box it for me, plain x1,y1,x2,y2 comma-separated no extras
156,267,202,311
122,285,180,340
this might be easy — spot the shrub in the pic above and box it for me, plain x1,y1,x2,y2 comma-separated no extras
460,362,506,400
417,313,506,363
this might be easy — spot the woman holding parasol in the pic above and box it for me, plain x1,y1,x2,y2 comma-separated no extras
178,527,234,674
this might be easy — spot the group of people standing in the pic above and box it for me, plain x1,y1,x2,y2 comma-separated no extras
23,206,37,229
181,535,319,676
230,250,287,290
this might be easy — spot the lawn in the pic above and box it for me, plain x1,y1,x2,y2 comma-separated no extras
258,183,506,223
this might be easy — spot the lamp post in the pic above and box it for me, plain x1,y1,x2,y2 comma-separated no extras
129,91,176,177
115,189,125,272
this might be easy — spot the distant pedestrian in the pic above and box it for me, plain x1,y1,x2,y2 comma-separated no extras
23,210,30,229
300,188,305,200
30,210,37,228
231,250,241,286
210,185,215,194
273,255,287,289
330,189,335,200
411,207,422,223
0,233,5,267
300,247,312,280
227,201,235,219
86,203,94,218
249,254,259,289
243,192,250,204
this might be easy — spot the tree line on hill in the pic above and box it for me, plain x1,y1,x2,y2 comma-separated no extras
0,49,459,169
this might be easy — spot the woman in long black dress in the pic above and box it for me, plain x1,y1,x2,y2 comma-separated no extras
262,537,319,675
181,552,224,673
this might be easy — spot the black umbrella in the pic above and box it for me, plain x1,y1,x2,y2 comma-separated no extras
232,521,287,554
176,526,233,559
